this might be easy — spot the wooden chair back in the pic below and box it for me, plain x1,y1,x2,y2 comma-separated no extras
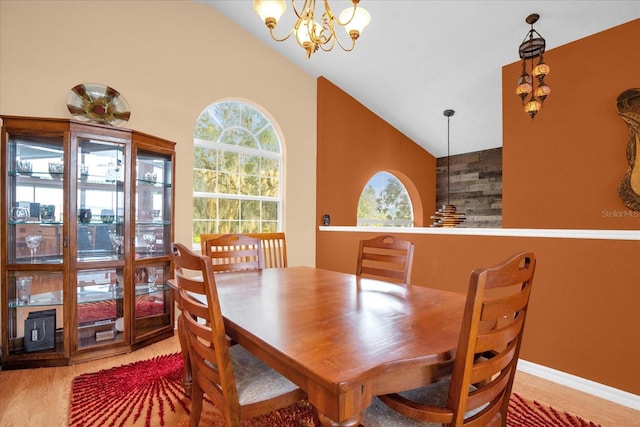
200,232,287,268
171,243,304,427
356,235,415,284
171,242,239,425
201,234,263,272
379,251,536,426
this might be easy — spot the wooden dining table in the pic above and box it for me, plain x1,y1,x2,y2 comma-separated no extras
169,266,466,427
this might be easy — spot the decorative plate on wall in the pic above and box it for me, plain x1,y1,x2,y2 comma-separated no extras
66,83,131,126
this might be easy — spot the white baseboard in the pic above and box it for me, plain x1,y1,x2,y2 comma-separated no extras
517,359,640,411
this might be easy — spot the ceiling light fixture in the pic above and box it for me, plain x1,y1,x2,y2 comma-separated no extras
516,13,551,119
430,109,466,228
253,0,371,59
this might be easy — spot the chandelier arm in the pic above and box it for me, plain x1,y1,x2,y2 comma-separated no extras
332,0,358,26
317,9,354,52
331,30,357,51
269,25,297,42
290,0,313,20
318,39,337,52
319,13,334,44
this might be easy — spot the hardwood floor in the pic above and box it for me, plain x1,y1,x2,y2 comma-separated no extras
511,371,639,427
0,333,638,426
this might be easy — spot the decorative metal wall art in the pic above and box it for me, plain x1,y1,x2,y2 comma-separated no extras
616,88,640,211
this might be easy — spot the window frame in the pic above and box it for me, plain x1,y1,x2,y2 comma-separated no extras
357,171,414,228
192,101,283,246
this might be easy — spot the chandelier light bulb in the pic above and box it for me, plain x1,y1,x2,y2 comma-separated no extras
339,6,371,39
535,84,551,100
533,60,550,78
516,73,533,102
525,98,542,118
253,0,286,28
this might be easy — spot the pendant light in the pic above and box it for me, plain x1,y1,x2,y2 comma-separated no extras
516,13,551,119
430,109,466,227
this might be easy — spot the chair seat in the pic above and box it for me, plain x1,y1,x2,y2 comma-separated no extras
230,345,300,406
363,381,449,427
363,380,485,426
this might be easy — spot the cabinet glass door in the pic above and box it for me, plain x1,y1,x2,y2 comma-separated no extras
132,150,172,342
76,268,126,350
6,271,64,358
133,263,171,339
135,152,171,258
8,135,65,264
76,138,126,261
5,131,66,360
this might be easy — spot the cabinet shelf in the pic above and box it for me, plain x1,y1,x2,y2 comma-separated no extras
8,289,63,308
136,179,172,187
2,115,176,369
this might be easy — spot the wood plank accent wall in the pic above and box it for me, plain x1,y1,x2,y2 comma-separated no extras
435,147,502,227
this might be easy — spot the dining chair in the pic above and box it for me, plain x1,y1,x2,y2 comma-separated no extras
363,251,536,427
201,234,263,272
200,232,287,268
170,243,305,427
356,234,415,284
256,232,288,268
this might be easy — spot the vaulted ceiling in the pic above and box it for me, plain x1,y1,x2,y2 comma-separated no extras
202,1,640,157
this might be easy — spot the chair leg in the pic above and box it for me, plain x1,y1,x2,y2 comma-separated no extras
178,315,193,396
190,381,204,427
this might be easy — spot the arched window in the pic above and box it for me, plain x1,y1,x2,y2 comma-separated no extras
192,101,282,244
357,171,413,227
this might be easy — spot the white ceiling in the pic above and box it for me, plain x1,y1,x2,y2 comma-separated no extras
201,1,640,158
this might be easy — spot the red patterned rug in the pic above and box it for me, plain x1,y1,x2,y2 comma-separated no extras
68,353,601,427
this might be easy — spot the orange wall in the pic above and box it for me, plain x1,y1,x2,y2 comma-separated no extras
503,19,640,229
316,77,436,227
316,230,640,395
316,21,640,394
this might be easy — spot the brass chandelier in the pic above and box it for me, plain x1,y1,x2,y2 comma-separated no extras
253,0,371,59
430,109,466,228
516,13,551,119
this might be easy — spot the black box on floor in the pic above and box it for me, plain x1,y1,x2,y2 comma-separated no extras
24,309,56,352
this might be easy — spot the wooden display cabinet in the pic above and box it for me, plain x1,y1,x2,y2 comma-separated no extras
1,116,175,369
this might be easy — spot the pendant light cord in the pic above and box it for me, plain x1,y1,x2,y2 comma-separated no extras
447,115,451,206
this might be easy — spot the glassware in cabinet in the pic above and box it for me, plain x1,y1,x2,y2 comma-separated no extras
5,270,65,359
135,151,172,258
7,135,65,264
75,137,127,262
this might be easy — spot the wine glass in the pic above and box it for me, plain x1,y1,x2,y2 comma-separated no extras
16,276,32,305
109,234,124,258
25,235,43,263
142,233,157,255
147,267,158,292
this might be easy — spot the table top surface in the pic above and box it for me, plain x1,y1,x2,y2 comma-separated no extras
211,266,466,393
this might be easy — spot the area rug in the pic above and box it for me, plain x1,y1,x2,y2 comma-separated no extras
68,352,601,427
